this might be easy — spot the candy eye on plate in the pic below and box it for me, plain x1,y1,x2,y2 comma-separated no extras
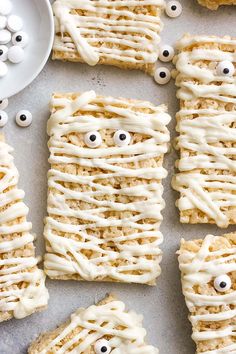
12,31,29,48
94,339,111,354
84,131,102,148
0,45,8,61
0,110,8,127
216,61,235,77
214,274,232,292
154,67,171,85
113,130,131,147
159,44,175,63
0,98,8,110
16,110,32,127
165,1,182,18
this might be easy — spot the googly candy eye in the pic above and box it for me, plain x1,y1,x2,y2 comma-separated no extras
159,44,175,63
165,1,182,18
0,45,8,61
0,60,8,77
0,110,8,127
214,275,232,292
94,339,111,354
16,110,32,127
0,29,11,44
12,31,29,48
7,15,23,32
216,61,235,77
0,98,8,110
8,45,24,63
113,130,131,147
0,0,13,16
154,67,171,85
84,131,102,148
0,15,7,30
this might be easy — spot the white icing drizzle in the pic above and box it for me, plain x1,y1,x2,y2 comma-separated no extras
52,0,165,67
37,299,159,354
44,90,170,284
178,234,236,353
172,35,236,228
0,140,49,319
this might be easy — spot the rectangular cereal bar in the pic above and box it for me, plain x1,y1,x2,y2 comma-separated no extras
52,0,165,75
28,294,159,354
172,34,236,228
44,90,171,285
0,135,48,322
197,0,236,10
178,232,236,353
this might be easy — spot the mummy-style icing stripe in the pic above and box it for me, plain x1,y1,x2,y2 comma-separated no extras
28,297,159,354
44,90,171,284
0,139,49,320
178,234,236,354
172,35,236,228
52,0,165,71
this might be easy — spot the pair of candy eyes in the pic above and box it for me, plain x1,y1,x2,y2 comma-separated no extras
0,108,32,127
84,130,131,148
214,274,232,292
94,339,111,354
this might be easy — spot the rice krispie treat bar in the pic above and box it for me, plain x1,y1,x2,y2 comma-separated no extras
28,294,159,354
172,34,236,228
178,232,236,353
44,90,171,285
0,135,48,322
52,0,166,76
197,0,236,10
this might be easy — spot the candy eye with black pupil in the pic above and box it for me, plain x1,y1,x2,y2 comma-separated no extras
12,31,29,48
159,44,175,63
165,1,182,17
214,275,232,292
16,110,32,127
0,98,8,110
84,131,102,148
154,67,171,85
0,110,8,127
0,45,8,61
113,130,131,147
216,61,235,77
94,339,111,354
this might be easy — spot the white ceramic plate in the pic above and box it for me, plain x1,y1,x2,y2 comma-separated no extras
0,0,54,100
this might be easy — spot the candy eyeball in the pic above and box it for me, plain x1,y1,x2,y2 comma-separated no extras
0,110,8,127
7,14,23,32
0,0,13,16
84,131,102,148
12,31,29,48
16,110,32,127
0,45,8,61
94,339,111,354
113,130,131,147
0,29,11,44
0,15,7,30
159,44,175,63
0,60,8,77
214,275,232,292
216,61,235,77
8,45,24,63
165,1,182,18
0,98,8,110
154,67,171,85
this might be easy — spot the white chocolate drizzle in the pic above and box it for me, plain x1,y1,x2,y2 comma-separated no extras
172,35,236,227
52,0,165,67
44,90,171,284
36,299,159,354
0,140,49,319
178,234,236,353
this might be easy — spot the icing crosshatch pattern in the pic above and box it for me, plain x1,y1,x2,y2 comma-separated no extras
172,34,236,228
52,0,166,75
43,90,171,285
0,136,48,322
